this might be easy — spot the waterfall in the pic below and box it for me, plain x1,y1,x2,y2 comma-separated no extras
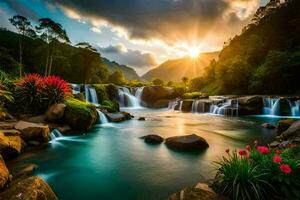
291,100,300,117
209,99,238,116
50,129,63,140
117,87,143,108
85,85,99,105
71,84,81,95
179,101,183,111
191,100,201,113
97,110,109,124
168,99,178,110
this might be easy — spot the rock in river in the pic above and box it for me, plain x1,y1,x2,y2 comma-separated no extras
140,134,164,144
0,176,58,200
165,134,209,151
281,120,300,140
262,123,276,129
14,121,50,143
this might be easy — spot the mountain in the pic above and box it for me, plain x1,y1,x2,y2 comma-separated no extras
199,0,300,94
102,57,140,81
142,52,219,81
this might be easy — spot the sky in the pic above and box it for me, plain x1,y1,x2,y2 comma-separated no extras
0,0,269,75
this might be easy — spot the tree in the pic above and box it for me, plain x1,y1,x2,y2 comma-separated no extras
181,76,189,92
189,77,204,92
108,70,126,85
36,18,70,76
9,15,36,76
76,42,97,52
152,78,164,86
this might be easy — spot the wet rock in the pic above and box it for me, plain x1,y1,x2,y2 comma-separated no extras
141,86,178,107
45,103,66,123
262,123,276,129
168,182,228,200
0,155,9,189
237,96,263,115
165,134,209,151
0,176,58,200
277,119,295,134
105,112,132,122
0,121,17,130
140,134,164,144
24,115,46,124
281,120,300,140
181,100,194,112
0,131,22,160
146,99,170,108
56,124,72,134
14,121,50,143
138,117,146,121
12,164,38,178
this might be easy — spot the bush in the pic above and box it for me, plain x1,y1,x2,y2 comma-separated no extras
100,100,120,112
0,82,14,114
14,74,43,113
42,76,72,106
182,92,203,99
152,78,164,86
214,143,300,200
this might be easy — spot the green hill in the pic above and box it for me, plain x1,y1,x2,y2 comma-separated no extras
142,52,219,81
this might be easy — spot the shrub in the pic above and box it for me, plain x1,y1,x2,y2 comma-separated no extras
93,84,108,103
0,82,14,114
214,143,300,200
42,76,72,106
151,78,164,86
214,150,272,200
182,92,203,99
14,73,43,113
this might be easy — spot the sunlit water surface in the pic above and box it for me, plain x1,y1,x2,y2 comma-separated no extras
10,109,290,200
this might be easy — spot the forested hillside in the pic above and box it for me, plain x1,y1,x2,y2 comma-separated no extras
199,0,300,94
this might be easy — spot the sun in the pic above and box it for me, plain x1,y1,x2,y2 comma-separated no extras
188,47,200,58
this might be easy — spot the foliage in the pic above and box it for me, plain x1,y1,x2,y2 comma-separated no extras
42,75,72,106
108,70,126,85
100,100,120,113
188,77,205,92
0,82,14,113
93,84,108,103
14,74,43,113
182,92,203,99
214,143,300,200
151,78,164,86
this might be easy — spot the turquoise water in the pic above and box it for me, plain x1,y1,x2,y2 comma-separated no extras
10,109,287,200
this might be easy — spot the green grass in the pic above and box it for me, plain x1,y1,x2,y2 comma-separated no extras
182,92,203,99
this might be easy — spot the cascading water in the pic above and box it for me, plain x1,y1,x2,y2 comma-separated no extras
168,99,179,110
97,110,109,124
50,129,63,140
209,99,238,116
71,84,81,95
191,100,200,113
263,98,280,115
118,87,144,108
85,85,99,105
291,100,300,116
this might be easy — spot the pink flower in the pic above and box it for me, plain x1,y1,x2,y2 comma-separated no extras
238,150,247,156
246,145,251,151
273,155,282,164
257,146,270,154
280,164,292,174
276,150,281,155
225,149,230,154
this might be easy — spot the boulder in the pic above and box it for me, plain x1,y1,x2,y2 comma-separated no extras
105,112,132,123
281,120,300,140
146,99,170,109
140,134,164,144
141,86,178,106
14,121,50,143
277,119,295,134
0,155,9,189
237,96,263,115
165,134,209,151
0,131,22,160
23,115,46,124
0,176,58,200
169,182,228,200
0,121,17,130
45,103,66,123
262,123,276,129
63,99,98,130
138,117,146,121
56,124,72,134
11,164,38,178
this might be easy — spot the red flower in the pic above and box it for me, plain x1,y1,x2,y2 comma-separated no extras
225,149,230,154
276,150,281,155
273,155,282,164
246,145,251,151
238,150,247,156
280,164,292,174
257,146,270,154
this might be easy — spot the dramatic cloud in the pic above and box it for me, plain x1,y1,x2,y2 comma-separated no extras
54,0,260,47
98,44,158,70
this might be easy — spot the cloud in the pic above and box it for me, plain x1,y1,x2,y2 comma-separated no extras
90,26,101,33
98,44,158,68
54,0,260,48
2,0,39,21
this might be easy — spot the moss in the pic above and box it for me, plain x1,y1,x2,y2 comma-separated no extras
73,92,85,102
100,100,120,112
64,98,98,130
93,84,108,103
183,92,203,99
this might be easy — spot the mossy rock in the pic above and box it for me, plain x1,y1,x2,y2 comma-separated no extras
93,84,109,103
63,98,98,130
100,100,120,112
